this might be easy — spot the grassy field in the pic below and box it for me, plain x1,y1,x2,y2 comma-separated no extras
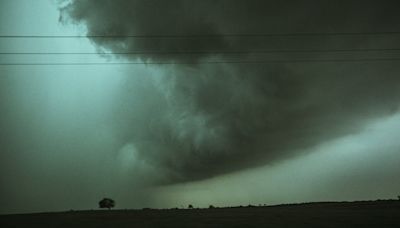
1,200,399,227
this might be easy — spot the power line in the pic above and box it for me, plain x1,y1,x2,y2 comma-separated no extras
2,57,400,66
2,48,400,55
1,31,400,38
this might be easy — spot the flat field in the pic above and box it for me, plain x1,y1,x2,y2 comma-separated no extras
1,200,399,227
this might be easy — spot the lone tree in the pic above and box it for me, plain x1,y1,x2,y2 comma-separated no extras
99,198,115,210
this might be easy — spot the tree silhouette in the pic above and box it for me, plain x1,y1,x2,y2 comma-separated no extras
99,198,115,210
188,204,193,209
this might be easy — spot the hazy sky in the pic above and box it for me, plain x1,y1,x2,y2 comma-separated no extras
1,0,400,214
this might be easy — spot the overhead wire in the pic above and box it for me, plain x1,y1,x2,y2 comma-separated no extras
1,47,400,55
1,31,400,66
1,31,400,38
2,57,400,66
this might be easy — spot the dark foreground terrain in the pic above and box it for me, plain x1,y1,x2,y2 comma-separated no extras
1,200,399,227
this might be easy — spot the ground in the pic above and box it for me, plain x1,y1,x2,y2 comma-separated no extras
1,200,399,227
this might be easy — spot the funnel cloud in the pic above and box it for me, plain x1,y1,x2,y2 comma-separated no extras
59,0,400,183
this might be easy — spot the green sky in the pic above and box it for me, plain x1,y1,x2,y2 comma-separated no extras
1,0,400,214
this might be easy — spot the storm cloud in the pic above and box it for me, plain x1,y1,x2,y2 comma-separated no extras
60,0,400,183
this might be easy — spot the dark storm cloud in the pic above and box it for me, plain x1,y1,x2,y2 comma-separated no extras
60,0,400,183
60,0,400,61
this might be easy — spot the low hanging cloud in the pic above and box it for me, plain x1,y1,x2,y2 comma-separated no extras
60,0,400,183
